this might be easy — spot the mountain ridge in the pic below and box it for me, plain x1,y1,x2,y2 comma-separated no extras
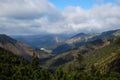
52,29,120,54
0,34,50,61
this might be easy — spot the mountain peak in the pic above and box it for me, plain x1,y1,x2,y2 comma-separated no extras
71,33,87,38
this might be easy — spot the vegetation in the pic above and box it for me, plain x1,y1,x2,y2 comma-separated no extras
1,37,120,80
0,47,50,80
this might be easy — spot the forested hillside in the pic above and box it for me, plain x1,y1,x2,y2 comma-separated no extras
0,47,50,80
1,37,120,80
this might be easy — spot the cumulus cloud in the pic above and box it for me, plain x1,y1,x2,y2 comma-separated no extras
0,0,120,35
0,0,62,19
63,3,120,33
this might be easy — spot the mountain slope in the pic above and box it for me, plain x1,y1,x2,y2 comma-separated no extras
0,46,51,80
0,34,35,61
52,29,120,54
44,38,110,68
44,36,120,72
83,37,120,73
0,46,28,65
0,34,50,61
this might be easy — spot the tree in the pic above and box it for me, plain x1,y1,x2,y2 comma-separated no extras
76,54,84,70
55,67,64,80
31,52,39,69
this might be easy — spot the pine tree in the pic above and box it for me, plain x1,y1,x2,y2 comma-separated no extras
31,52,39,69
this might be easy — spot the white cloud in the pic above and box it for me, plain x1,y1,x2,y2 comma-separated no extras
0,0,61,19
63,3,120,33
0,0,120,35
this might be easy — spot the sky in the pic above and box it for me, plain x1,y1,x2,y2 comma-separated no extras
50,0,119,9
0,0,120,35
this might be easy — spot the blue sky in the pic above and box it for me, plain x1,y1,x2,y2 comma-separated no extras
50,0,119,9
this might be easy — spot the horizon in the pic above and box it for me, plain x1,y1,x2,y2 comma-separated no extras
7,28,120,37
0,0,120,35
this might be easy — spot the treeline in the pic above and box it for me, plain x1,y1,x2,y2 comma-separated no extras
0,46,120,80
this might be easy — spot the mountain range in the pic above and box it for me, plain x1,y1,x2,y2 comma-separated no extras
52,29,120,54
37,29,120,69
12,34,70,49
0,29,120,70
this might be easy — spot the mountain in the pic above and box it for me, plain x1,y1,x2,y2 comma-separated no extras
43,36,120,71
0,34,50,61
1,39,120,80
12,34,70,49
52,29,120,54
52,33,98,54
70,33,87,39
1,32,120,79
1,35,120,80
0,45,52,80
44,38,109,68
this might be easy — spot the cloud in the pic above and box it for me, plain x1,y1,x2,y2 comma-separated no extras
0,0,120,35
59,3,120,33
0,0,62,19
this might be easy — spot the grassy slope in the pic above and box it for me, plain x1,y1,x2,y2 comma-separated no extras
83,44,120,73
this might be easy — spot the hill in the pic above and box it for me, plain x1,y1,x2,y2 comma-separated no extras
52,29,120,54
0,46,52,80
0,34,50,61
43,36,120,73
1,43,120,80
44,38,110,68
1,34,120,80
